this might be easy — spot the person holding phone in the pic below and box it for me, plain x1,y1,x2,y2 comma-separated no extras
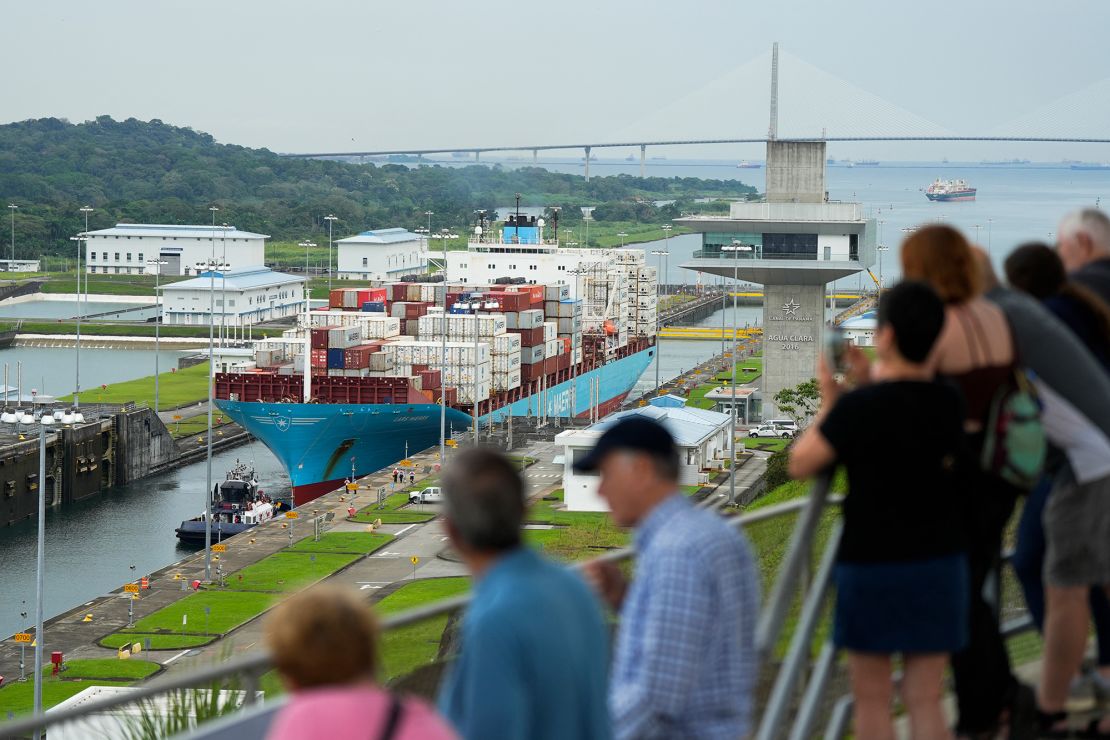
789,281,968,738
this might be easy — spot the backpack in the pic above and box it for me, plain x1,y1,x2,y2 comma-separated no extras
980,367,1046,490
956,305,1046,490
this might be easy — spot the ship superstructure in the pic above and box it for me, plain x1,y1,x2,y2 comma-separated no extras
925,178,977,202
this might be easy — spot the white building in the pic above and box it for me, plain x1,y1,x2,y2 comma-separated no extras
84,224,268,276
841,311,877,347
555,404,733,511
160,266,305,327
336,228,427,281
0,259,41,272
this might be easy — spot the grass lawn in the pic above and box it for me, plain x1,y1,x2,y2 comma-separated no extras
99,632,215,650
287,532,392,555
351,490,435,525
38,273,188,296
46,658,161,681
169,415,236,440
745,438,790,453
376,577,471,680
523,490,630,562
222,552,361,592
59,361,210,408
12,320,286,339
713,356,763,385
118,591,277,637
0,679,133,717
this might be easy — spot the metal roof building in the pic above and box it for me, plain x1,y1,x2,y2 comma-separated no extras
84,224,269,277
160,266,305,327
336,228,427,281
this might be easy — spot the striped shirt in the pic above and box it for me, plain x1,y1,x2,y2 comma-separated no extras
610,494,760,740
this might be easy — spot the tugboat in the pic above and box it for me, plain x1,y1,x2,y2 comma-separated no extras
175,461,277,544
925,178,977,202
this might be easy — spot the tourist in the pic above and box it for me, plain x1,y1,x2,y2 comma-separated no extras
436,448,611,740
264,585,456,740
1057,208,1110,304
579,416,758,740
790,280,967,738
409,471,415,487
900,225,1034,735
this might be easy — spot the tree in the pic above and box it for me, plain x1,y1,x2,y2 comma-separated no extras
772,378,820,427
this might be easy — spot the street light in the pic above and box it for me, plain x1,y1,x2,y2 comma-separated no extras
650,250,669,393
147,259,168,413
79,207,93,317
617,231,628,248
721,242,753,506
877,245,890,292
438,228,458,463
324,215,338,293
298,242,317,410
7,204,17,262
660,224,672,298
68,233,86,409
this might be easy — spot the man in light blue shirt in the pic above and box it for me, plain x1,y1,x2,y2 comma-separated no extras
580,416,760,740
437,448,612,740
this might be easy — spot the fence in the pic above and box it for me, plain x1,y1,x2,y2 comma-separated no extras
0,474,1034,739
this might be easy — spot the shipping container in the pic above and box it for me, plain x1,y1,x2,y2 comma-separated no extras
543,322,557,341
520,344,545,364
492,350,522,372
491,332,522,354
556,316,580,334
327,347,346,369
311,327,333,350
328,325,363,349
510,327,544,345
544,284,570,301
329,289,346,309
545,339,561,358
493,368,522,391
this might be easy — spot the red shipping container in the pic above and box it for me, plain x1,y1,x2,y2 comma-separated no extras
514,327,544,345
557,353,570,372
310,349,328,368
311,327,332,350
356,289,371,305
419,369,441,389
329,289,345,309
528,285,545,304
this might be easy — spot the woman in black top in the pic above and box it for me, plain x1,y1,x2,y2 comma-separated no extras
790,281,968,739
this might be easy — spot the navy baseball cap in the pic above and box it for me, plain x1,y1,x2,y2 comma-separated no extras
572,416,676,473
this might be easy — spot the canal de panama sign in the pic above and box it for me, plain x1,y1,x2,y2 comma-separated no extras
768,296,816,351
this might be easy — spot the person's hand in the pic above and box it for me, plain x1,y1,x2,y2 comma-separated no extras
842,344,873,387
817,355,841,408
583,560,627,611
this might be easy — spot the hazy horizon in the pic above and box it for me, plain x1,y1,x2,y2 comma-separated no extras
3,0,1109,161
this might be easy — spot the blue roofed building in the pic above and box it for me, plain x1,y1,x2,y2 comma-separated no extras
160,266,306,326
336,228,427,281
555,405,733,511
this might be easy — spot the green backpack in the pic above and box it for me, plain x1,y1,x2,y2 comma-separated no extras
980,367,1046,490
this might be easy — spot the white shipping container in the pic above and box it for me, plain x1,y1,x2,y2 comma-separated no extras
492,332,522,354
543,322,557,341
368,353,394,371
493,368,522,391
556,317,580,334
441,361,491,385
456,380,492,404
328,325,363,349
520,345,545,364
379,340,491,367
545,339,561,358
544,284,570,301
360,316,401,339
573,347,583,365
518,309,544,329
557,300,581,318
492,350,522,372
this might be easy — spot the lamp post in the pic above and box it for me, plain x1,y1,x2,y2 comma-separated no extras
299,241,317,407
147,259,168,413
660,224,672,298
877,245,890,292
617,231,628,248
67,234,86,409
7,204,16,261
79,207,93,317
438,228,458,464
324,215,338,293
721,242,752,505
650,249,669,393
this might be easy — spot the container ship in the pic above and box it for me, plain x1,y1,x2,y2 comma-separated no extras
925,178,976,202
214,217,658,506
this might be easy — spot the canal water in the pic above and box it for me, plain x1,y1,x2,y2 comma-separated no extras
0,440,290,640
0,300,142,320
0,346,186,400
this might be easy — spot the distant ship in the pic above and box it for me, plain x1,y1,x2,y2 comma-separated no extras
736,161,762,169
981,158,1030,165
625,154,636,162
925,178,976,202
1071,163,1110,171
856,159,879,166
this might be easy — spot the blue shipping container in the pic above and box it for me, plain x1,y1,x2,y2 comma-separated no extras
362,301,385,312
327,348,346,369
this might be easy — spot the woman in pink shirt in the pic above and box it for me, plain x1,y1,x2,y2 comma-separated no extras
265,585,457,740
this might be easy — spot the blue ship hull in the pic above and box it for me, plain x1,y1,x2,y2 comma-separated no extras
216,347,654,505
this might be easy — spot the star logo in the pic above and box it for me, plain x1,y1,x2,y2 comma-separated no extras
275,416,291,432
782,299,801,316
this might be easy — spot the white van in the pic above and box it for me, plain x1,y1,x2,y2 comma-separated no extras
409,487,443,504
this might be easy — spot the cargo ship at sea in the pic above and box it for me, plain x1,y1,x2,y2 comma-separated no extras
215,215,659,506
925,178,976,202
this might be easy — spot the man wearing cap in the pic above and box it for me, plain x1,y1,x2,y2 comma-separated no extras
580,416,759,740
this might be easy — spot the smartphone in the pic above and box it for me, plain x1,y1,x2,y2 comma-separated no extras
825,327,849,373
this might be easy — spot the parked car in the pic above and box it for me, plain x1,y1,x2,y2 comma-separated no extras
748,424,793,439
409,486,444,504
766,419,800,435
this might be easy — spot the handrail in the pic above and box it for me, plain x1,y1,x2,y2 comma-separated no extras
0,490,839,738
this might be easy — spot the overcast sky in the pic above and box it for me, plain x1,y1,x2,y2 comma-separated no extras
4,0,1109,160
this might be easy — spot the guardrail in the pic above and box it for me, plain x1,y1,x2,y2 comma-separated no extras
0,472,1035,739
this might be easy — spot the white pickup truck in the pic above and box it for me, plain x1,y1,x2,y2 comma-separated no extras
409,487,444,504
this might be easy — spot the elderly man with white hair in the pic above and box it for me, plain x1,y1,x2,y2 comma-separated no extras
1058,208,1110,304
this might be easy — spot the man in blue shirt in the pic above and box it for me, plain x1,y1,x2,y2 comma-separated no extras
437,448,612,740
580,417,760,740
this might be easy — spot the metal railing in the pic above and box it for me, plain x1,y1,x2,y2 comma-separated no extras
0,479,842,739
